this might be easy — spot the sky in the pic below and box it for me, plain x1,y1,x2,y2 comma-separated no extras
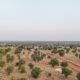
0,0,80,41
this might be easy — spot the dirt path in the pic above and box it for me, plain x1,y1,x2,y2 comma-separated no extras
54,54,80,72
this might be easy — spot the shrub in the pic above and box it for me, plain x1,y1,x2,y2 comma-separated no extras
49,59,59,67
18,78,28,80
61,62,68,67
58,50,65,57
6,54,14,62
79,54,80,59
31,67,41,78
28,63,34,69
72,49,76,53
5,48,11,52
0,49,5,57
16,59,25,66
47,72,52,77
76,72,80,80
75,53,78,57
0,61,5,67
6,66,14,75
52,49,58,54
18,66,26,73
31,53,44,62
47,56,51,59
15,47,22,54
66,48,70,53
62,68,72,78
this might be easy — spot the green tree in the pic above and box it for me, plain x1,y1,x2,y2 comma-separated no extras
76,72,80,80
16,59,25,66
75,53,78,57
6,54,14,62
0,61,5,67
62,68,72,78
28,63,34,69
31,53,44,62
0,49,5,57
47,72,52,77
31,67,41,78
61,62,68,67
17,78,28,80
6,66,14,75
18,66,26,73
58,50,65,57
49,59,59,67
5,48,11,53
52,48,58,54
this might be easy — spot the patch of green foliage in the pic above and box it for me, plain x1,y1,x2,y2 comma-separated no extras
16,59,25,66
18,66,26,73
6,54,14,62
49,59,59,67
6,66,14,75
28,63,34,69
61,62,68,67
31,67,41,78
0,61,5,67
76,72,80,80
62,68,72,78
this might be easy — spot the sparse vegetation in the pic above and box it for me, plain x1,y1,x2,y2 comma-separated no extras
31,67,41,78
28,63,34,69
6,66,14,75
16,59,25,66
31,53,45,61
0,61,5,67
5,48,11,52
61,62,68,67
0,42,79,80
17,78,28,80
76,72,80,80
62,68,72,78
49,59,59,67
58,50,65,57
18,66,26,73
6,54,14,62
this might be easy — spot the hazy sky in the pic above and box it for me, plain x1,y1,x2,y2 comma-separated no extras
0,0,80,41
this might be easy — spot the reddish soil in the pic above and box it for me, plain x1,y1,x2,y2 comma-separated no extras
54,54,80,72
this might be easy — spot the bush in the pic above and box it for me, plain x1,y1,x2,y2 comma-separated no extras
58,50,65,57
62,68,72,78
79,54,80,59
31,67,41,78
47,72,52,77
66,48,70,53
72,49,76,53
0,61,5,67
15,47,22,54
5,48,11,52
6,66,14,75
16,59,25,66
75,53,78,57
47,56,51,59
18,78,28,80
28,63,34,69
6,54,14,62
76,72,80,80
18,66,26,73
52,49,58,54
61,62,68,67
49,59,59,67
31,53,44,62
0,49,5,57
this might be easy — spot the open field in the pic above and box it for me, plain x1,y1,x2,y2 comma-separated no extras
0,41,80,80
